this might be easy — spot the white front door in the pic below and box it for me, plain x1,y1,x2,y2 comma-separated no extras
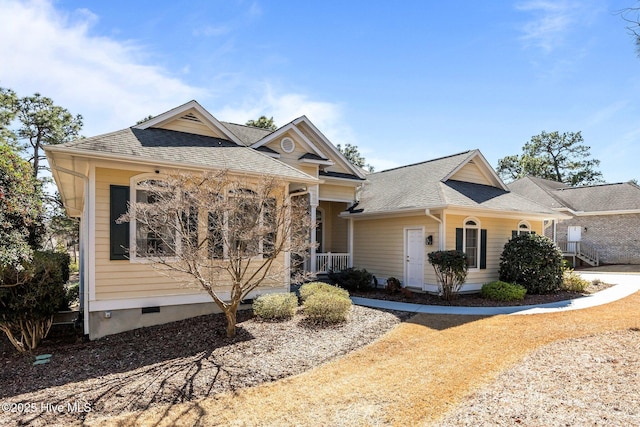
405,228,424,288
567,226,582,252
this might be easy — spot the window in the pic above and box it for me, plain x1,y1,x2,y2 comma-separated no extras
207,211,224,259
517,221,531,235
130,175,278,261
456,218,487,270
134,179,176,258
225,189,278,259
464,219,479,269
512,221,534,238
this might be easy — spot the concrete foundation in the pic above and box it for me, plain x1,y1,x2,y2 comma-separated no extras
88,301,250,340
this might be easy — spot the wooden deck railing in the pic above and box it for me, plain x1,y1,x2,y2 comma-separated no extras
315,252,350,273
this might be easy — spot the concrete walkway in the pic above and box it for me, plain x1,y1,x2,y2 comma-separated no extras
352,272,640,316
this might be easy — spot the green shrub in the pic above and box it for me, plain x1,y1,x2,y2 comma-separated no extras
65,282,80,309
427,250,468,301
562,270,590,292
499,234,564,294
328,268,373,292
303,292,352,323
481,281,527,301
299,281,349,302
253,293,298,320
69,261,79,274
0,251,68,352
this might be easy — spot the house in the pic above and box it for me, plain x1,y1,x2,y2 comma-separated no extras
509,176,640,266
46,101,560,339
342,151,561,294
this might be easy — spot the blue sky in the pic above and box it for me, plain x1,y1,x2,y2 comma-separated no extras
1,0,639,182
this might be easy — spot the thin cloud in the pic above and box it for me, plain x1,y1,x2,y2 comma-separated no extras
0,0,202,135
515,0,584,52
193,25,231,37
216,84,358,148
516,1,574,52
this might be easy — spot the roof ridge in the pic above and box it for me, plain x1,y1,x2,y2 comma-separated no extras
557,182,631,190
222,121,274,132
373,150,472,174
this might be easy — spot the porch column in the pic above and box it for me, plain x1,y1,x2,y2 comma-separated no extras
348,217,354,268
309,185,319,272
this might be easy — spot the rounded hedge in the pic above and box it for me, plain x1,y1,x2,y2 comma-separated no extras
252,293,298,320
303,292,352,323
299,282,349,302
499,234,564,294
481,281,526,301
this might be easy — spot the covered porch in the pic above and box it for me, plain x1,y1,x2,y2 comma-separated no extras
308,199,353,274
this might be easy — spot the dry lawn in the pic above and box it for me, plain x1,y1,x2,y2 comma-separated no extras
90,288,640,427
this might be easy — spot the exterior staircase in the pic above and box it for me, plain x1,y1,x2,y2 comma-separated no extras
558,241,600,267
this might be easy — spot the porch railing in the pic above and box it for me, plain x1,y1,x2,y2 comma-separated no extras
557,241,600,267
315,252,350,273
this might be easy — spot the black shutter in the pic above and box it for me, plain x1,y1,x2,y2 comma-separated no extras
455,228,463,252
512,230,518,238
480,229,487,269
110,185,130,260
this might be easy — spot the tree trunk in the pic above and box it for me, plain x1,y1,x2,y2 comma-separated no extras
224,308,237,338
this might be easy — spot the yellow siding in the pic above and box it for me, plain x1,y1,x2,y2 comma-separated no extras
319,184,355,202
318,201,349,253
93,167,286,301
444,214,544,284
329,204,349,253
264,132,318,171
299,165,318,177
449,161,491,185
353,215,440,285
157,117,226,138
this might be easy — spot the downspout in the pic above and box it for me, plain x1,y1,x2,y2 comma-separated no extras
425,209,444,250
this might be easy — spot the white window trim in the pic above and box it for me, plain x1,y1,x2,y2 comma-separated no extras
463,216,481,271
129,174,278,263
517,220,532,235
129,173,181,263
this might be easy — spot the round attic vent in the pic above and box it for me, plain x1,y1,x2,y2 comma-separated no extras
280,137,295,153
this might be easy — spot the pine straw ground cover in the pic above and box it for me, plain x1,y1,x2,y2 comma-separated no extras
89,288,640,427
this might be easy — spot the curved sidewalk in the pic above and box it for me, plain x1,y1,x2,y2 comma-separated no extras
352,272,640,316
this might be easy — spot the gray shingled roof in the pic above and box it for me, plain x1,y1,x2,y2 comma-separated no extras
352,152,556,216
52,127,316,181
508,176,568,209
556,183,640,212
509,176,640,212
221,122,273,146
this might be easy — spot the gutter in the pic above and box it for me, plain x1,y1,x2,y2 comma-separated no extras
44,145,320,185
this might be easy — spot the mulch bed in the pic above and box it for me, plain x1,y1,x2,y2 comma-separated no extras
351,280,613,307
0,305,410,427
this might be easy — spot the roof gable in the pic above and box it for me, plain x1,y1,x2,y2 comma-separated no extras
443,150,508,190
251,116,366,180
349,151,554,217
133,100,242,144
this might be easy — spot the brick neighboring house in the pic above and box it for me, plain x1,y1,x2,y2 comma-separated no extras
509,176,640,266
